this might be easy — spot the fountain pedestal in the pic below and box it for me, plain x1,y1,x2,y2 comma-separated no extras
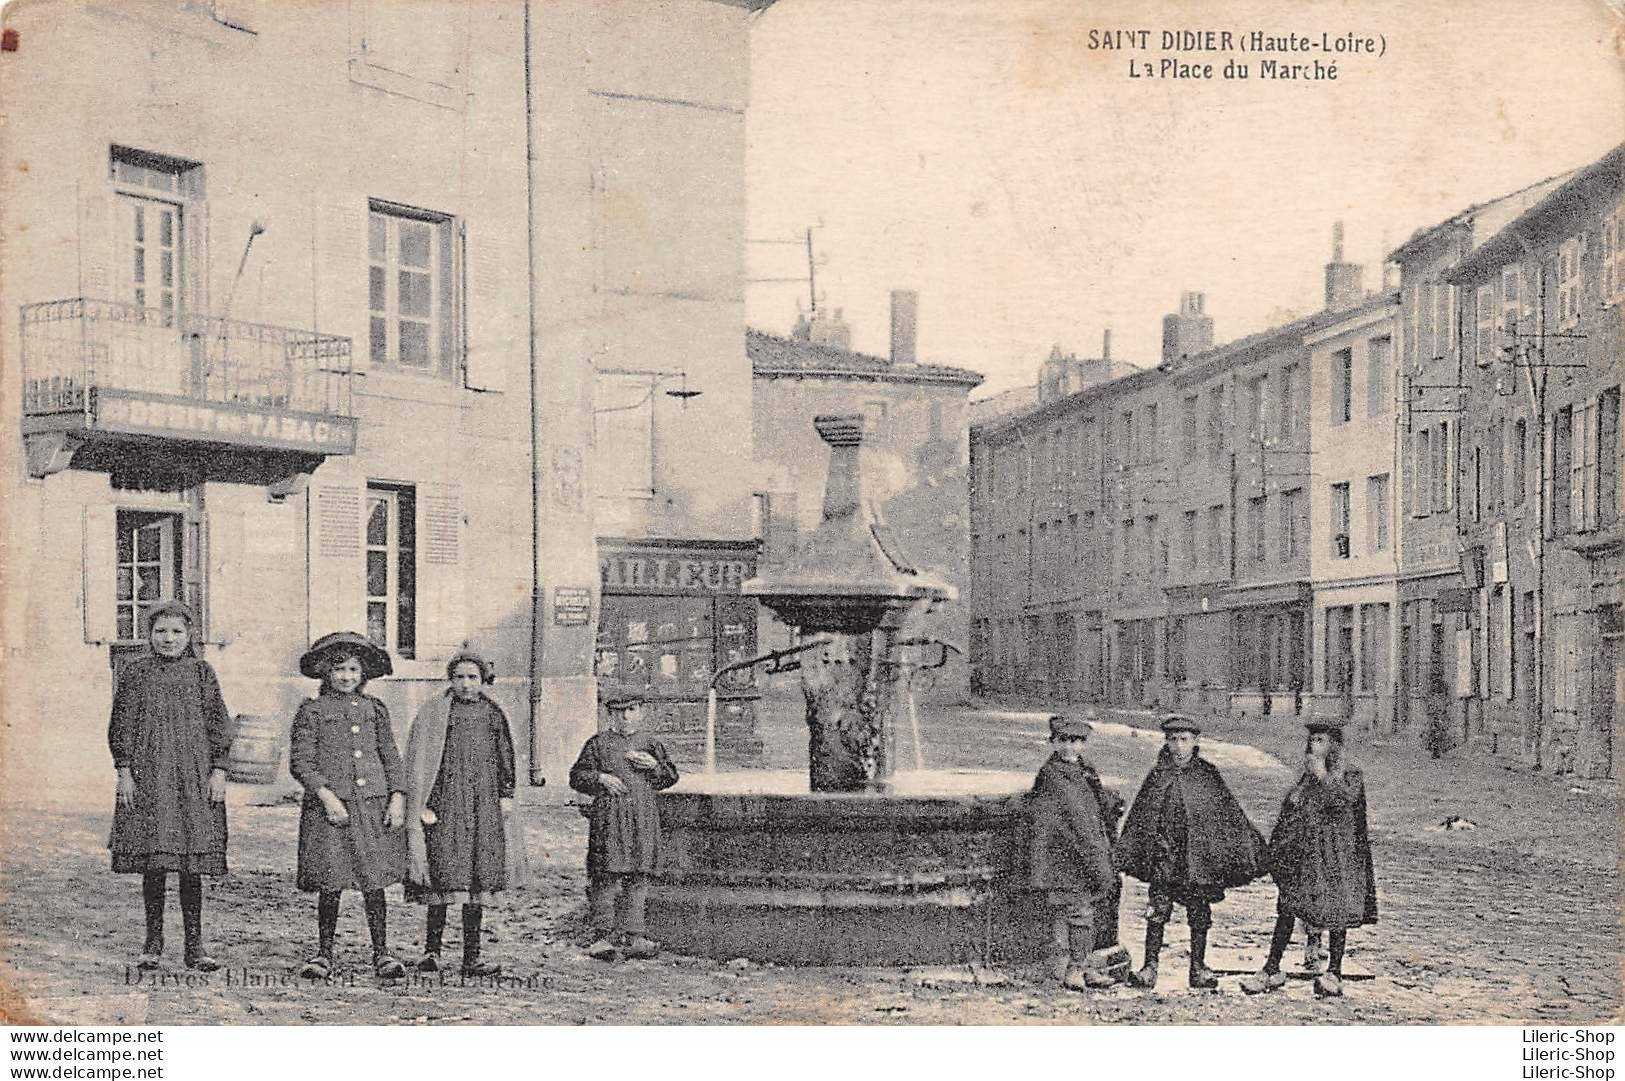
647,413,1046,964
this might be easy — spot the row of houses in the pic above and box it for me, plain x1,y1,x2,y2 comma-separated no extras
1,1,982,807
969,144,1623,777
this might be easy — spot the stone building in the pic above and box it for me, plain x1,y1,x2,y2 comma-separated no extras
750,293,984,705
1387,172,1572,751
1446,142,1624,777
1,0,771,804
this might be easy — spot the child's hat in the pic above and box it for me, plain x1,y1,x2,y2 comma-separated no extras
145,599,195,628
1048,712,1093,740
300,631,393,681
446,649,494,684
600,684,645,711
1160,713,1202,734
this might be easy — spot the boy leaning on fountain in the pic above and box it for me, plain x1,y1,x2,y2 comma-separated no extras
1027,710,1132,992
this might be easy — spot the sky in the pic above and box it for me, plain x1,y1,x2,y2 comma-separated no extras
743,0,1625,399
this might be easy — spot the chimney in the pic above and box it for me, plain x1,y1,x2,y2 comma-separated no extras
1324,221,1364,311
1102,328,1112,361
889,289,918,365
1161,291,1214,364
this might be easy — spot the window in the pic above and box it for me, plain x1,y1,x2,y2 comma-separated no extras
1418,280,1435,361
1412,427,1432,517
1367,473,1390,552
1331,348,1352,425
1143,404,1159,462
1434,421,1452,512
1604,199,1625,304
1600,388,1620,529
1120,411,1135,466
110,148,203,325
1182,395,1199,460
1207,504,1227,573
1553,406,1573,534
1488,418,1505,513
594,373,656,500
1325,606,1354,692
1488,584,1506,700
1247,496,1266,566
1208,384,1226,461
1330,482,1351,558
1512,418,1527,507
1403,282,1418,369
1149,515,1167,580
1557,238,1583,328
365,485,417,659
1366,339,1390,417
1166,618,1188,683
1475,282,1497,368
368,203,455,373
1438,281,1454,357
1280,487,1304,560
1501,264,1525,354
1246,374,1268,440
1280,364,1299,441
115,511,181,642
1120,520,1135,580
1182,510,1198,572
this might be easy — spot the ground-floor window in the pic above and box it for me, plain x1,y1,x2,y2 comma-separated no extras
364,484,416,658
115,510,182,642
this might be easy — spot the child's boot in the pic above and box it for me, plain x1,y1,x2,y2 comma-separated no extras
139,872,166,969
1047,915,1070,982
419,905,446,972
1188,925,1218,990
461,904,502,977
1313,972,1344,997
363,889,405,979
1061,914,1095,992
1239,969,1288,995
621,932,662,961
1128,922,1162,988
1303,927,1327,974
179,874,219,972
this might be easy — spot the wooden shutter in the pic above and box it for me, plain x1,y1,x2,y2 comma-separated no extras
82,505,117,642
184,200,211,319
315,201,368,356
205,509,245,645
1581,400,1598,532
78,189,115,301
307,478,366,639
414,482,465,661
462,218,512,393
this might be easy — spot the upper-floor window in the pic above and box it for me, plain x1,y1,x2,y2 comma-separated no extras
1604,199,1625,305
368,202,455,374
1182,509,1198,572
1143,404,1159,462
1246,496,1267,566
1502,264,1525,348
1279,364,1299,441
1366,339,1390,418
1475,282,1497,368
1207,384,1227,461
1418,280,1435,362
109,147,204,325
1246,374,1268,440
1181,395,1199,461
1367,473,1390,552
1280,487,1304,560
1557,238,1584,329
1512,417,1527,507
1331,348,1353,425
1330,482,1351,558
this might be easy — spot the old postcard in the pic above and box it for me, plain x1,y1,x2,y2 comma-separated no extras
0,0,1621,1035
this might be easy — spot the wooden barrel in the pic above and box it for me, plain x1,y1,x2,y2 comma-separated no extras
226,714,284,784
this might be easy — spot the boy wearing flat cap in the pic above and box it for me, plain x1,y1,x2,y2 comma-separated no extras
1027,709,1131,991
1116,713,1267,990
569,686,679,962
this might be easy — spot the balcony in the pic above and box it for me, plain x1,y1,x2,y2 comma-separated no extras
20,299,356,486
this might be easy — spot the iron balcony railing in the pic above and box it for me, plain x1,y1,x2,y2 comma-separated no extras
20,298,354,421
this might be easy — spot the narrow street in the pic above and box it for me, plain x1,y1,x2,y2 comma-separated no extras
1,703,1618,1025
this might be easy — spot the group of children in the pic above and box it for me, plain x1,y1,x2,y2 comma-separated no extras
111,604,1374,996
1029,708,1378,998
110,606,674,979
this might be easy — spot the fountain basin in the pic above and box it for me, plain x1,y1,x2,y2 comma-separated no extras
648,769,1049,965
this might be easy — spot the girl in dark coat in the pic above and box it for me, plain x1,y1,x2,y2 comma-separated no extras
1241,719,1377,998
403,652,531,978
289,632,408,980
1027,711,1130,991
1115,714,1267,990
108,601,234,972
569,688,679,962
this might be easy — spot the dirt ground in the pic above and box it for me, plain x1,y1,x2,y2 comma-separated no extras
1,704,1619,1026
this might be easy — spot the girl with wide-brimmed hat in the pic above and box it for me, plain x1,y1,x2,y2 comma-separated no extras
288,632,409,979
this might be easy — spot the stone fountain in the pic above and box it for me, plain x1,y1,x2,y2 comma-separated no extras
645,414,1047,965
